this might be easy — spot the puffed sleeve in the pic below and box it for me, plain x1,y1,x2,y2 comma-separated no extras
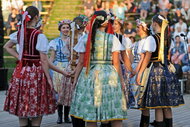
36,34,49,54
9,31,18,44
122,36,132,50
48,39,57,51
112,35,125,52
73,34,88,53
142,36,156,53
137,40,143,54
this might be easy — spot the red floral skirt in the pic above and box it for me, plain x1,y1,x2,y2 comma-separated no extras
4,63,56,118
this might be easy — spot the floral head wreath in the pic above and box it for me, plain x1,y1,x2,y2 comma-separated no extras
78,14,89,26
58,19,72,27
136,19,149,29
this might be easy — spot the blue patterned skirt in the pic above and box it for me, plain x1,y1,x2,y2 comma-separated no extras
139,62,184,109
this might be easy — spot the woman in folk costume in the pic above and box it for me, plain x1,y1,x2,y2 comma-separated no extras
112,18,133,80
69,14,89,127
49,19,72,124
131,19,152,127
124,20,151,110
3,6,69,127
137,14,184,127
99,17,134,127
70,10,127,127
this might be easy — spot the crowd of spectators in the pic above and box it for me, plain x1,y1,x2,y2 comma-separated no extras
83,0,190,73
1,0,42,36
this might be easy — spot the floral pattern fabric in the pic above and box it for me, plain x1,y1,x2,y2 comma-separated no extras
4,63,56,117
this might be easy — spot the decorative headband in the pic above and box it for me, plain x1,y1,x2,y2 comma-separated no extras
158,15,165,20
78,14,89,25
136,19,148,29
58,19,72,27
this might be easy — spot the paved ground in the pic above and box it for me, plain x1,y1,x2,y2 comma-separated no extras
0,90,190,127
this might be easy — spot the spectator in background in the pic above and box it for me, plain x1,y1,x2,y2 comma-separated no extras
95,0,103,11
115,2,127,20
175,18,187,33
182,0,190,9
172,7,182,24
181,51,190,73
84,0,94,17
158,0,170,11
5,8,19,35
104,1,110,12
11,0,24,11
171,35,186,64
124,0,136,13
139,0,150,20
112,0,119,16
124,22,136,38
2,0,11,23
181,5,190,21
32,0,42,12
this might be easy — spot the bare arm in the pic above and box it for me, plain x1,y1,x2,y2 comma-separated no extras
73,53,85,85
113,52,124,83
136,52,152,85
135,53,145,73
3,40,19,59
121,50,133,72
127,49,134,63
49,50,55,63
40,53,68,76
40,52,52,80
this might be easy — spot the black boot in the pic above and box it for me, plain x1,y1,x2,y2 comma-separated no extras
164,118,173,127
71,116,85,127
57,105,63,124
64,106,71,123
140,114,150,127
101,122,111,127
150,120,156,126
155,121,164,127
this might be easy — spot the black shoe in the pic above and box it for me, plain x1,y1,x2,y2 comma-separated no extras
57,116,63,124
150,120,156,126
140,114,150,127
101,122,111,127
64,118,72,123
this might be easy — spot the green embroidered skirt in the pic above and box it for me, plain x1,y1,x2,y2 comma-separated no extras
70,64,127,122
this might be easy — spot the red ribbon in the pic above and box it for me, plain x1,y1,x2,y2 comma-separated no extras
84,15,97,75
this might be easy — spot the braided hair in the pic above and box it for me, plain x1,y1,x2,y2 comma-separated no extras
91,10,108,53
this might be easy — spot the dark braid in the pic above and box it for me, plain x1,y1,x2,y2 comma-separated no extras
91,10,108,53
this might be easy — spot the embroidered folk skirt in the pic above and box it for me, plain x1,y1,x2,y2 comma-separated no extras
139,62,185,109
51,61,74,106
4,63,56,117
70,64,127,122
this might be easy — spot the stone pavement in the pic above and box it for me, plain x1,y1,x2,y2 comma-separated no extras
0,90,190,127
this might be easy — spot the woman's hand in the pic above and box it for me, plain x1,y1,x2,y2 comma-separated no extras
47,78,54,91
130,70,136,78
136,71,142,85
62,70,71,77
